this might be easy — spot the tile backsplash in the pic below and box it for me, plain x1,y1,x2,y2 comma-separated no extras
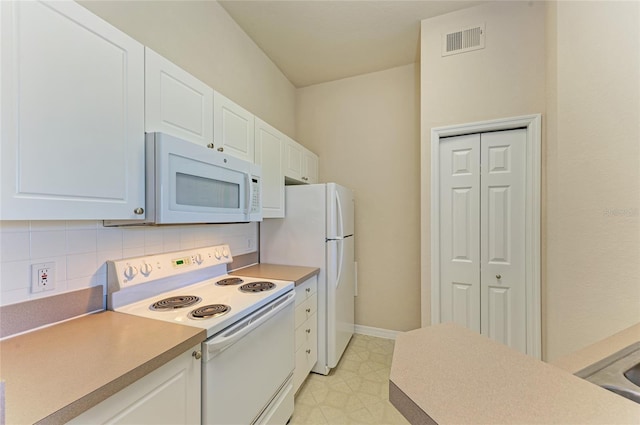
0,221,258,306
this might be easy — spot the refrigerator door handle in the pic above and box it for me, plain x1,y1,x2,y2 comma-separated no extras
335,189,344,238
326,234,353,242
329,239,345,288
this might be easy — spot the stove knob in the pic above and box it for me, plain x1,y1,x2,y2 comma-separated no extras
140,262,153,276
123,265,138,280
193,253,203,265
214,250,221,260
222,248,229,258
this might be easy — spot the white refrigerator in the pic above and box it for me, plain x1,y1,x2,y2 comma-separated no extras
260,183,355,375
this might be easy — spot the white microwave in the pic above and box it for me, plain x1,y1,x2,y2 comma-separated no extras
105,133,261,226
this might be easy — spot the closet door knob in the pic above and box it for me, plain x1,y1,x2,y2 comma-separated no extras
496,274,502,280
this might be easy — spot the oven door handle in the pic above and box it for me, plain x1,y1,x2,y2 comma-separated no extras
203,291,295,361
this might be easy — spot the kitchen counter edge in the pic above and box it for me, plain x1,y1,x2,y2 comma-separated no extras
389,323,640,425
230,264,320,286
0,311,206,424
551,322,640,375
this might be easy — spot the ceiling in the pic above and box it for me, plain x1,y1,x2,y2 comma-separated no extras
219,0,485,88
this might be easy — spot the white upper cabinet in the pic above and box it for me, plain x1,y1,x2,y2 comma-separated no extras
213,91,255,162
283,137,319,185
144,47,214,146
0,0,145,220
303,149,319,184
254,118,285,218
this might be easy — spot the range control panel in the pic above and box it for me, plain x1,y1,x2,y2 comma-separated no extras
109,244,233,288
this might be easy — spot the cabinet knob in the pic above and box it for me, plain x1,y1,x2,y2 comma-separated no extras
133,207,144,215
496,274,502,280
306,349,311,354
217,147,224,152
207,143,215,149
305,288,311,293
306,328,311,333
306,308,311,313
192,350,202,360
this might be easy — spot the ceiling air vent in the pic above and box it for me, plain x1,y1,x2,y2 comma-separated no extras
442,24,485,57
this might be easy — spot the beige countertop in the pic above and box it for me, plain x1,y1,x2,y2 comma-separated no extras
231,263,320,286
552,323,640,375
0,311,205,425
390,323,640,424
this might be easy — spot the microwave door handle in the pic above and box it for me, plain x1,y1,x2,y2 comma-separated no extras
245,173,251,215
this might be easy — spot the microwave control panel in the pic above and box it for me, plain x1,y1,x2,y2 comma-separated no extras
251,178,260,213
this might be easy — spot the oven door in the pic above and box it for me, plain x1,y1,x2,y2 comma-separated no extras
202,291,295,425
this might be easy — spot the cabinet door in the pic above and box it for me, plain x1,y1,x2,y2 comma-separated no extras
303,149,319,184
283,137,304,183
213,91,254,162
145,47,213,146
254,118,285,218
283,138,319,185
0,1,145,220
68,346,201,425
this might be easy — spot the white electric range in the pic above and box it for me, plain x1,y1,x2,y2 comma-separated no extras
107,244,295,425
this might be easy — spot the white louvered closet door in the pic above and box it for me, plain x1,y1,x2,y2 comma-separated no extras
439,129,526,353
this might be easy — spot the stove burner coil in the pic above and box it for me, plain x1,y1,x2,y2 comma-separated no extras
189,304,231,320
239,281,276,293
216,277,244,286
150,295,202,311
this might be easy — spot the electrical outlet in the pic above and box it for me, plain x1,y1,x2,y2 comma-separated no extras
31,262,56,293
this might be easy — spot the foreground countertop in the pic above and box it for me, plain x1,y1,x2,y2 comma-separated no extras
390,323,640,424
231,263,319,286
0,311,205,424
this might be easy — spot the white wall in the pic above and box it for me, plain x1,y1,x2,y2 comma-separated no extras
297,64,421,332
421,0,640,361
420,0,546,327
544,0,640,360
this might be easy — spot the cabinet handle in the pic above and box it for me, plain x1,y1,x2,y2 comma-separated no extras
207,143,215,149
217,147,224,152
306,308,311,313
133,207,144,215
306,328,311,333
192,350,202,360
306,349,311,354
496,274,502,280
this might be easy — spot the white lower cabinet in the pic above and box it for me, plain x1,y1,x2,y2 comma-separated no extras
293,276,318,393
69,346,201,425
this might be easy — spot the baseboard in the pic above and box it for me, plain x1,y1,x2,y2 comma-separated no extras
354,324,400,340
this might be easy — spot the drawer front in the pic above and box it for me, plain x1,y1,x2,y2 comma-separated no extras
294,276,318,307
295,312,318,351
294,313,318,393
295,292,317,325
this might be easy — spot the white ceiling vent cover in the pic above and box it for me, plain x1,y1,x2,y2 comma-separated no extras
442,24,485,56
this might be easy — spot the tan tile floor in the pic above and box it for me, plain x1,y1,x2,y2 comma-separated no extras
290,334,410,425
